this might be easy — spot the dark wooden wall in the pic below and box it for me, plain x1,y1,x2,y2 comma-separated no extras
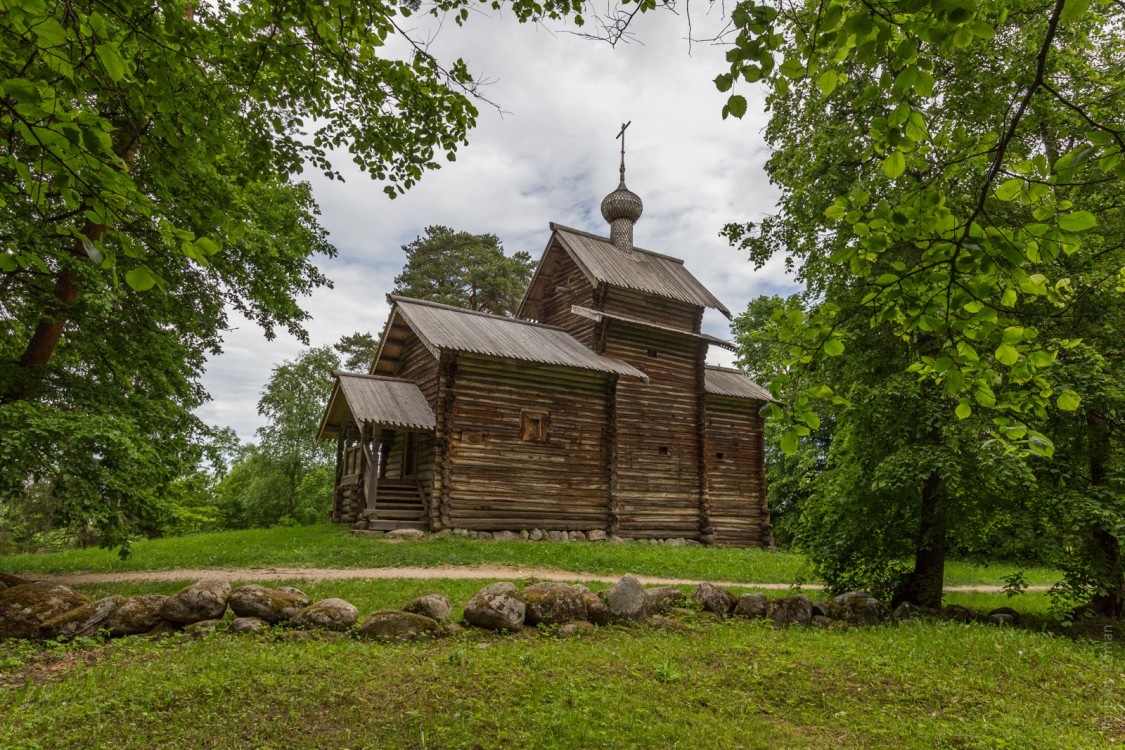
601,288,701,333
535,246,598,347
444,354,611,530
704,394,771,547
395,335,440,408
602,320,703,539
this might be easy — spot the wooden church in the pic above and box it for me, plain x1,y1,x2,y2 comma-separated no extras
317,149,774,547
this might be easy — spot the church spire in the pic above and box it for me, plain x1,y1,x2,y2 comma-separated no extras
600,121,643,253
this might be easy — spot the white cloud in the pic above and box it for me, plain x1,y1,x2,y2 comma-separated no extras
196,8,801,440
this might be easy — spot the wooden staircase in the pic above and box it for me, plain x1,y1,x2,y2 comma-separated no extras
364,479,428,531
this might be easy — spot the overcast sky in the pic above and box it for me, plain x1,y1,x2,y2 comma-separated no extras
196,6,800,441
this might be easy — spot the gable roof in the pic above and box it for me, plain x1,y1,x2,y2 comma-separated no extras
317,372,435,440
383,296,648,380
546,223,731,317
704,365,774,402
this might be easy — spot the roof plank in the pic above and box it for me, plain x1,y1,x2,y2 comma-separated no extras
704,365,774,402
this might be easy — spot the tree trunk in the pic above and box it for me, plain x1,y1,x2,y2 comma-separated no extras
894,472,946,609
1087,411,1122,617
3,221,107,403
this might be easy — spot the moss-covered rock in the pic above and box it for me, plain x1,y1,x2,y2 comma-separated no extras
402,593,453,623
520,583,587,626
161,580,231,624
357,610,441,642
228,585,310,624
291,598,359,631
104,595,169,637
645,586,687,616
464,583,525,631
824,591,892,625
40,595,124,639
766,595,814,628
691,582,737,616
0,582,91,640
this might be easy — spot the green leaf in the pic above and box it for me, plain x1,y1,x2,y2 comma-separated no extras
1027,433,1054,458
817,70,838,96
823,338,845,356
1058,211,1096,232
995,343,1019,366
125,266,158,291
1060,0,1091,24
1056,390,1081,411
1001,326,1024,344
96,43,126,82
882,150,905,179
824,204,846,221
995,178,1022,201
714,73,733,93
780,430,799,455
727,94,748,119
955,399,972,419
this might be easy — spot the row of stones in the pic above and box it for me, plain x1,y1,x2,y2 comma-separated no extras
361,528,702,546
0,572,1022,644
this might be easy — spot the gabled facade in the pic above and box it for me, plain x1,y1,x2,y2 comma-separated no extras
318,174,774,546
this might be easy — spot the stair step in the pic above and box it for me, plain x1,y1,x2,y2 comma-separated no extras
374,510,427,520
365,520,428,531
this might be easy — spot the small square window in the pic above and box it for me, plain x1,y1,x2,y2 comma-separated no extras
522,410,549,442
647,349,659,358
658,445,669,456
716,451,725,460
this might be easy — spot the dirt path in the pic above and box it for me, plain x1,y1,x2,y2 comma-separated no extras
23,565,1035,593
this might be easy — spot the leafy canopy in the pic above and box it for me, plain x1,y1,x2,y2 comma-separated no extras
719,0,1124,457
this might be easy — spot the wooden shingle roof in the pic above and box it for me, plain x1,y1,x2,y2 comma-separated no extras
550,223,731,317
386,296,648,380
317,372,435,440
704,365,774,402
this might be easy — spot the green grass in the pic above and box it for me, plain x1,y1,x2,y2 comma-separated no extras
1,596,1120,749
0,524,1062,588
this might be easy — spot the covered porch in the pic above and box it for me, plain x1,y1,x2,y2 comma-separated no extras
316,372,437,531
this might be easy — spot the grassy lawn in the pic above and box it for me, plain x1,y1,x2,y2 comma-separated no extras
1,594,1120,749
0,524,1061,588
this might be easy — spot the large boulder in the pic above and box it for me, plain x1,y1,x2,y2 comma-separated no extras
357,611,441,642
645,586,687,616
403,594,453,623
601,575,648,623
228,585,310,624
691,583,737,615
464,583,525,631
0,582,91,640
104,595,169,637
766,594,814,628
736,593,768,619
160,580,231,624
39,595,124,639
520,583,587,626
823,591,892,626
291,598,360,632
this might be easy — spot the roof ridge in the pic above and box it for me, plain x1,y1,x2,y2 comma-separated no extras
705,364,750,374
388,295,570,333
333,371,419,384
549,222,686,265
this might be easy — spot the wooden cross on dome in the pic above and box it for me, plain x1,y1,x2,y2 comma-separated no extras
616,120,631,180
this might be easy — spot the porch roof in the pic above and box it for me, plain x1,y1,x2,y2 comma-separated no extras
317,372,436,440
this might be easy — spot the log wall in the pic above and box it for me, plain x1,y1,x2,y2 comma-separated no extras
395,335,440,408
445,354,611,530
535,248,598,346
704,394,771,547
602,321,703,539
601,288,702,333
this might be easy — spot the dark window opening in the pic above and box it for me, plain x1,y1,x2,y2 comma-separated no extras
404,432,418,476
522,410,549,442
716,451,725,460
647,349,659,358
658,445,669,456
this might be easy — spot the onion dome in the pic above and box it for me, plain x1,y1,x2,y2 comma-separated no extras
601,151,643,252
